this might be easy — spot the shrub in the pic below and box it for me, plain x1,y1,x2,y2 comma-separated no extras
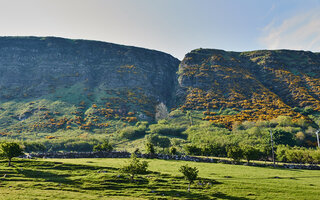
93,140,113,152
145,134,171,150
179,164,199,192
23,142,46,153
169,146,177,155
149,124,186,138
145,142,155,154
120,126,146,140
120,154,148,182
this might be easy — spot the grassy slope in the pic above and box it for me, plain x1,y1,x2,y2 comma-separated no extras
1,158,319,199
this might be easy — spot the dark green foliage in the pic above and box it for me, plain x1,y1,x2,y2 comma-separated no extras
201,144,227,157
93,140,113,152
227,146,243,163
23,142,46,153
120,154,148,181
145,142,155,154
120,123,148,140
275,145,289,162
145,134,171,149
41,138,100,152
275,145,320,164
179,164,199,192
273,129,295,146
149,124,186,137
240,145,260,164
184,144,202,156
302,106,315,115
0,142,24,166
169,146,177,155
158,136,171,149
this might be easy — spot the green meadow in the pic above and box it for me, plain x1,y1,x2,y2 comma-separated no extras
0,158,320,199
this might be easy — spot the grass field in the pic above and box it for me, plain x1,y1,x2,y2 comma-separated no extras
0,158,320,199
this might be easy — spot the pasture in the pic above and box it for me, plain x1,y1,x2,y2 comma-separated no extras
0,158,319,199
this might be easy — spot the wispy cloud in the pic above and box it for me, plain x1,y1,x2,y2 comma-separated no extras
259,8,320,52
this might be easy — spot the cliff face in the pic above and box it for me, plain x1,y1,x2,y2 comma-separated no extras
0,37,179,134
1,37,320,134
0,37,179,104
177,48,320,127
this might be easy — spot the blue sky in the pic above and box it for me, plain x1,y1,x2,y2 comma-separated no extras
0,0,319,59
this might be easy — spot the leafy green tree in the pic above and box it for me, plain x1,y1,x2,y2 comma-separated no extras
179,164,199,192
120,154,148,182
275,145,288,162
227,146,243,163
273,129,295,146
241,145,260,164
0,142,24,166
93,140,113,152
145,142,155,154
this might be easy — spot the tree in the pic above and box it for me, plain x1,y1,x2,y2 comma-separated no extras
0,142,24,166
120,154,148,182
241,145,260,164
93,140,113,152
155,102,169,121
145,142,155,154
179,164,199,192
273,129,295,146
227,146,243,163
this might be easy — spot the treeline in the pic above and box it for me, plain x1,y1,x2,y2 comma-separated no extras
184,143,320,164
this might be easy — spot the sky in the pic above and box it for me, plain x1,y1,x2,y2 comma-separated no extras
0,0,319,59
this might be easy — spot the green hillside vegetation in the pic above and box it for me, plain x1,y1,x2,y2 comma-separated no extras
0,38,320,159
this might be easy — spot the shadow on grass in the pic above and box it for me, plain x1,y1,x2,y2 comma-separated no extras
16,168,75,185
210,192,250,200
152,189,249,200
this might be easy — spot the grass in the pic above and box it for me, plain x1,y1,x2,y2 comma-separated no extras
0,158,320,199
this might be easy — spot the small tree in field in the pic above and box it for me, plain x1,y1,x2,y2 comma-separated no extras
121,154,148,182
0,142,24,166
179,164,199,192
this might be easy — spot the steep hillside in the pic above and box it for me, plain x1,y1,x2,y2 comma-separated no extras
0,37,179,135
177,48,320,127
1,37,320,138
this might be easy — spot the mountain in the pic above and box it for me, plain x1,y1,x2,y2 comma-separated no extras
177,48,320,127
0,37,179,135
0,37,320,136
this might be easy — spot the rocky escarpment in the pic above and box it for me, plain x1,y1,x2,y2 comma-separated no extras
0,37,179,133
177,48,320,126
1,37,320,134
0,37,179,105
